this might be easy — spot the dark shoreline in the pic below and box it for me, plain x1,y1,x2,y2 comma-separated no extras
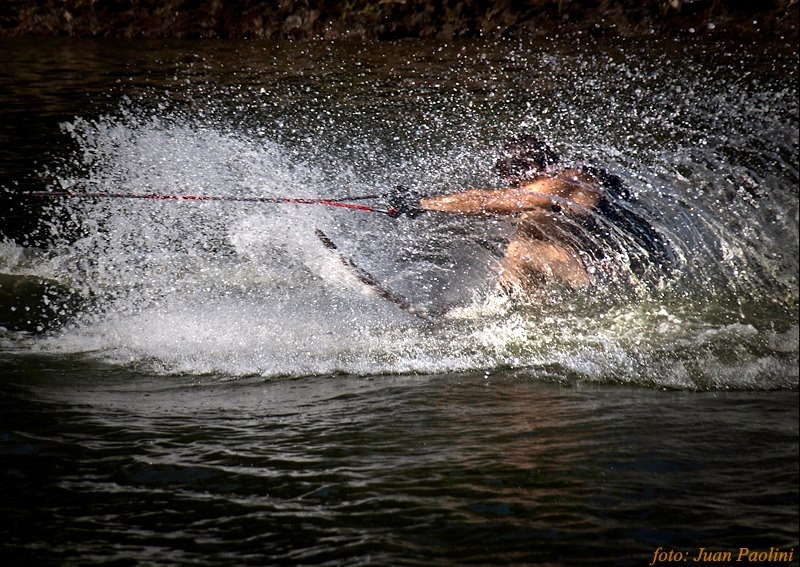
1,0,798,41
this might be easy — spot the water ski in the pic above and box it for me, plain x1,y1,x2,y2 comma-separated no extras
314,229,431,321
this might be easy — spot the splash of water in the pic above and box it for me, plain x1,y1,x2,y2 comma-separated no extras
2,40,797,389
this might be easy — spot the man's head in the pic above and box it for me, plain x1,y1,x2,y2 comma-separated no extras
494,136,559,182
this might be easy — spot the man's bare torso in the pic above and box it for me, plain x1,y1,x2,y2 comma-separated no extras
421,167,607,294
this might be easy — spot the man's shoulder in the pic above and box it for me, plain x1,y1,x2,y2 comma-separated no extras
554,169,604,199
556,167,598,183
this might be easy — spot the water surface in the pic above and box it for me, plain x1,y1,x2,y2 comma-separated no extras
1,37,797,565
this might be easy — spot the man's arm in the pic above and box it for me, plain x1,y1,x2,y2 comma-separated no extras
420,175,599,216
420,187,553,216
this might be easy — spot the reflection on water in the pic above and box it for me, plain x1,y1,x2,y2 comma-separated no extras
2,365,798,566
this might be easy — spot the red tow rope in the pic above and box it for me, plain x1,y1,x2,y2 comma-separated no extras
27,190,395,216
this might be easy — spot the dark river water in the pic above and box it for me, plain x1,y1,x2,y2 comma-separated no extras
1,37,798,565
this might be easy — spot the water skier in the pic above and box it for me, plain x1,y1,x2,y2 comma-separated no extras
389,136,673,299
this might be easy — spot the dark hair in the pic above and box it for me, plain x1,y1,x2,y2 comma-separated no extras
494,136,559,179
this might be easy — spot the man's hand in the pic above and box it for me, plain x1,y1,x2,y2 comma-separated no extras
387,185,423,218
